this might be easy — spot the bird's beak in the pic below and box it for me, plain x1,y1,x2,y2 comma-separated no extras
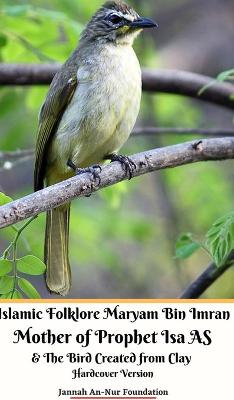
130,17,158,29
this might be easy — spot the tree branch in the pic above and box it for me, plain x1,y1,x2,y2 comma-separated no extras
143,69,234,110
0,63,59,85
0,64,234,110
180,251,234,299
0,137,234,229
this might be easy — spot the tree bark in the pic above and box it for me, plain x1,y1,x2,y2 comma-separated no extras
0,137,234,229
180,251,234,299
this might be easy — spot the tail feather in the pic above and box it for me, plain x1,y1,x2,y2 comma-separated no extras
45,205,71,296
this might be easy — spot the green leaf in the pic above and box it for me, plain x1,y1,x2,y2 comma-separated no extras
198,80,216,96
1,290,21,299
198,69,234,96
0,292,12,299
0,259,12,276
12,290,23,299
0,34,8,48
18,278,41,299
206,212,234,267
1,5,32,17
217,69,234,82
0,192,13,206
175,233,201,260
14,34,55,62
0,276,14,294
17,255,46,276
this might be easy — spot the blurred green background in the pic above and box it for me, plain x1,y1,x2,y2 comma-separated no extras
0,0,234,298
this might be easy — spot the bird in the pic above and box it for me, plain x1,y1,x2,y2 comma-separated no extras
34,1,158,296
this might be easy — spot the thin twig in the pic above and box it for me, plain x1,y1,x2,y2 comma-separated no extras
0,137,234,229
0,127,234,166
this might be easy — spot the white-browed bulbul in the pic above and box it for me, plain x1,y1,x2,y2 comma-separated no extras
34,1,157,296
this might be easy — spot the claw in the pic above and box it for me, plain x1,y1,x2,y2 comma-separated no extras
76,165,102,186
105,154,136,180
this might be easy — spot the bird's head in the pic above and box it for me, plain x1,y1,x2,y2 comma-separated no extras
82,1,158,45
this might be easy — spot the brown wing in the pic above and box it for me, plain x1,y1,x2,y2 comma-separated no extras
34,72,77,191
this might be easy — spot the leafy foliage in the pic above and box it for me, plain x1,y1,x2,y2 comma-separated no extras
17,255,46,276
0,4,83,62
216,69,234,83
0,259,12,276
175,233,201,260
176,212,234,268
0,192,13,206
206,212,234,267
18,277,41,299
0,276,14,294
0,192,46,298
0,2,84,154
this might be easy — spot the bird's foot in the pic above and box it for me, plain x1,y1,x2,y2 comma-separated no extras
105,153,136,180
76,165,102,186
67,159,102,186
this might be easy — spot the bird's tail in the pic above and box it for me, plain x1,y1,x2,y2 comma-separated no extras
45,204,71,296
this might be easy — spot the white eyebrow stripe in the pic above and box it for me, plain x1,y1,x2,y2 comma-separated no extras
123,14,135,22
112,10,135,23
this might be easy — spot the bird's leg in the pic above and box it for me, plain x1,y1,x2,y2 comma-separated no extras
104,153,136,180
67,159,102,185
76,165,102,186
67,159,76,171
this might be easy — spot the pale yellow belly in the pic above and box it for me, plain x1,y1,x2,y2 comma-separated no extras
46,45,142,185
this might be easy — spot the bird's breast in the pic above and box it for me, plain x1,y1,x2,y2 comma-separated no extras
77,44,142,128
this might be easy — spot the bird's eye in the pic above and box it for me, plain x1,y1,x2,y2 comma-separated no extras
108,14,122,25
